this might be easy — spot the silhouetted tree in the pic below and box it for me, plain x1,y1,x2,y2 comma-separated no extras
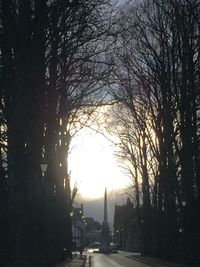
0,0,113,266
109,0,200,263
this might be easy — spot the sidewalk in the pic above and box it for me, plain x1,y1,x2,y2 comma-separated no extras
56,253,88,267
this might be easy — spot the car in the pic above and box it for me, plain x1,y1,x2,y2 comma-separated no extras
87,242,102,253
89,242,101,248
110,243,118,253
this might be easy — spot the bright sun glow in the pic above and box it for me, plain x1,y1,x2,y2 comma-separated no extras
69,127,129,200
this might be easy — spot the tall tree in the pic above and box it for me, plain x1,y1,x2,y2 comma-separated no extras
0,0,113,266
109,0,200,263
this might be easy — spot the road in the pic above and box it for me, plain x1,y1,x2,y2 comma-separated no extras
89,251,151,267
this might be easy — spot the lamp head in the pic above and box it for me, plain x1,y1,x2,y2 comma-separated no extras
40,158,48,175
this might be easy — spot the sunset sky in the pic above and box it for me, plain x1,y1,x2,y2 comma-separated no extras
69,125,130,200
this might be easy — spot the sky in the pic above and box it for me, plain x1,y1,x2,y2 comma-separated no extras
68,120,130,224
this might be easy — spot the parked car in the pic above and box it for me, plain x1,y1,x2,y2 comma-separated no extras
110,242,118,253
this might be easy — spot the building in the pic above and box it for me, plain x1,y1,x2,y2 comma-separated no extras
71,204,87,249
84,217,102,246
72,204,102,249
113,197,143,252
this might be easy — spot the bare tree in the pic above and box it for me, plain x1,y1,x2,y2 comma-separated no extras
109,0,200,262
0,0,115,266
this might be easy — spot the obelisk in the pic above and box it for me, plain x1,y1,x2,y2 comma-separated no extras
104,188,108,224
101,188,110,253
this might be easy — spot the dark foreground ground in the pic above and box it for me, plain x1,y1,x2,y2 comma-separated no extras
129,254,197,267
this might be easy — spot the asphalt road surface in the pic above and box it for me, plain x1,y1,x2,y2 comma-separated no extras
89,251,151,267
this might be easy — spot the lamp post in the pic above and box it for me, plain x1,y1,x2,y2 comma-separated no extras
70,210,78,256
40,158,48,266
182,200,186,264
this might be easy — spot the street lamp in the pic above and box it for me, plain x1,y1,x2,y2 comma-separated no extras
181,200,187,263
40,158,48,181
40,157,48,265
182,200,186,207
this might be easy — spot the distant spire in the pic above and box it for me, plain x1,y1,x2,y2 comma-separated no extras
103,188,108,224
102,187,110,252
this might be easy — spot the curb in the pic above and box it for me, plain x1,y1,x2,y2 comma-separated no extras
80,255,87,267
84,255,91,267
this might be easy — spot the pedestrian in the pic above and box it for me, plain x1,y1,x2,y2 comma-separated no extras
79,243,84,258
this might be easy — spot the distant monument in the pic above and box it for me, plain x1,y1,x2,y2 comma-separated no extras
101,188,110,253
